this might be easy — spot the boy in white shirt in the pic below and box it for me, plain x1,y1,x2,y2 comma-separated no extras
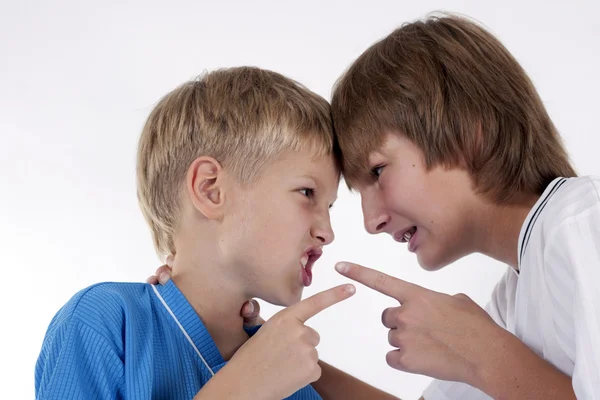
330,14,599,399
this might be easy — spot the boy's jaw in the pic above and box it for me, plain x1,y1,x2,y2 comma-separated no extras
247,246,325,308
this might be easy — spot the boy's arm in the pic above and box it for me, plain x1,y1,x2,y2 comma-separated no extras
192,368,254,400
313,360,403,400
466,329,576,399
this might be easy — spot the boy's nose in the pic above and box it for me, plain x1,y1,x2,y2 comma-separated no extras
316,231,334,245
313,216,335,245
362,193,389,234
364,213,390,234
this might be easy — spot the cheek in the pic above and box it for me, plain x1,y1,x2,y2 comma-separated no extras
381,183,426,222
380,169,428,214
243,202,310,264
381,186,408,214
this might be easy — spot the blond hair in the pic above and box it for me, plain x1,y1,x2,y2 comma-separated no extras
331,14,576,202
137,67,335,256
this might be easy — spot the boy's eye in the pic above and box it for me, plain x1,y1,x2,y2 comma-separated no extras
299,188,315,198
371,165,385,178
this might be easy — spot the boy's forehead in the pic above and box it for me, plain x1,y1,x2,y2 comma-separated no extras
363,132,404,163
374,132,400,153
299,157,340,186
274,150,339,185
262,147,331,173
276,148,336,168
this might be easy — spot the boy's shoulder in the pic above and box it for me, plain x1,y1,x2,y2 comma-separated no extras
48,282,153,338
36,282,157,397
541,175,600,231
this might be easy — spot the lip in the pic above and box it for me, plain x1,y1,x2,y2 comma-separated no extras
392,226,417,243
299,246,323,287
301,246,323,269
407,228,418,253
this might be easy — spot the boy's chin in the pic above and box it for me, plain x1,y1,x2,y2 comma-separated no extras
279,291,304,307
417,248,467,271
417,251,451,272
259,288,304,308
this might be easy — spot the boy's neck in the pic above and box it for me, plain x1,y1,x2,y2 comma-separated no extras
170,248,251,361
476,192,540,269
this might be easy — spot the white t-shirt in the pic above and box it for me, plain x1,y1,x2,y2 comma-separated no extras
423,176,600,400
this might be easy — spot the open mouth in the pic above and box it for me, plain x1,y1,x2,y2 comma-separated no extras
400,226,417,243
394,226,417,243
300,247,322,287
393,226,420,253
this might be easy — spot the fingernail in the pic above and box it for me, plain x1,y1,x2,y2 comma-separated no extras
335,262,349,274
345,284,356,294
246,302,255,314
159,272,170,285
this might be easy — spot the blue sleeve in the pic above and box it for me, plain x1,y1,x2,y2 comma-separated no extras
243,324,262,337
35,291,126,399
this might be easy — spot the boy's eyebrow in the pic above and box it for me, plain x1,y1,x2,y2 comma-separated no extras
367,149,386,163
299,174,338,202
298,175,318,185
299,174,332,188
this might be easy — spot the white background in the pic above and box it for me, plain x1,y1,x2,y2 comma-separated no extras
1,0,598,398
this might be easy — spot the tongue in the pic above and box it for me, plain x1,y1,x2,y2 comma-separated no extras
301,267,312,286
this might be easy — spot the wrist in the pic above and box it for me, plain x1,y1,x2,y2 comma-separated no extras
195,365,251,400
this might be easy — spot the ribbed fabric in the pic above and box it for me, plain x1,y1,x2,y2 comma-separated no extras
36,279,322,399
424,176,600,399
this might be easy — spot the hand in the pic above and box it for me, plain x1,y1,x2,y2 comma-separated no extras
221,284,356,400
146,256,265,326
146,255,174,285
335,262,506,387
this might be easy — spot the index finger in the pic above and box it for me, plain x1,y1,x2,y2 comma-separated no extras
335,262,421,303
286,284,356,323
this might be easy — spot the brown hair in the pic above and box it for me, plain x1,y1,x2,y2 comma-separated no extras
137,67,335,257
331,14,576,202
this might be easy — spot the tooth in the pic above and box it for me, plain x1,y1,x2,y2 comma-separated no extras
301,255,309,268
403,232,413,241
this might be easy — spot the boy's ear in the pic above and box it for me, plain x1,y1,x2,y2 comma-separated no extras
186,156,226,220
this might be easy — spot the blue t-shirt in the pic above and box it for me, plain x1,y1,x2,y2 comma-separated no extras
35,280,322,399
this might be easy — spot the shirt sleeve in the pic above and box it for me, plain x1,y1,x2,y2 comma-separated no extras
544,199,600,399
422,271,512,400
35,297,125,399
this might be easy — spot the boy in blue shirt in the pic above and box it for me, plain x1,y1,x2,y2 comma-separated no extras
35,67,398,399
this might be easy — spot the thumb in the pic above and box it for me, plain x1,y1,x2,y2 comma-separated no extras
241,299,265,326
